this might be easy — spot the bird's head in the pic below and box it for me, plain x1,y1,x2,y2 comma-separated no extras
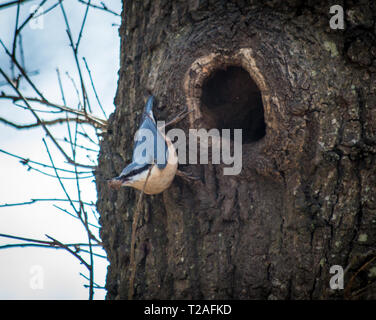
108,163,152,190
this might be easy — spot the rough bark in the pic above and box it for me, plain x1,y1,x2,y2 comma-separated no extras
96,0,376,299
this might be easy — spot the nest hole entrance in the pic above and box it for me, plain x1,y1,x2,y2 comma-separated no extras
200,66,266,144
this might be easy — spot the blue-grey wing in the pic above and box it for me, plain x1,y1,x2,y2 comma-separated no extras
119,161,145,178
132,110,168,169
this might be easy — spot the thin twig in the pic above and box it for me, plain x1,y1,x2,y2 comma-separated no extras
59,2,91,113
53,204,100,229
11,102,62,114
16,0,48,34
76,0,90,49
0,39,47,101
0,233,99,248
344,255,376,299
78,249,107,259
0,93,106,128
11,0,21,80
350,281,376,299
33,1,62,19
42,138,79,215
0,149,93,174
57,137,99,153
77,123,99,145
0,243,102,256
69,103,95,300
0,115,97,129
0,198,95,208
43,139,99,245
79,272,105,288
45,234,91,269
82,57,107,118
128,164,154,300
56,68,67,106
18,34,25,70
17,163,93,180
0,68,96,169
0,0,110,298
0,0,33,10
77,0,120,16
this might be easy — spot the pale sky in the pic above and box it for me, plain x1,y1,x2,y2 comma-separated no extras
0,0,122,299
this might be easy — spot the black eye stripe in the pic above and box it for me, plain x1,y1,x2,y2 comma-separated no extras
119,164,152,181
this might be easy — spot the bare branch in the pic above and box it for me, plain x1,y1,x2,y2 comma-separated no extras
16,164,94,180
12,102,63,114
43,138,81,215
59,2,91,113
33,1,62,19
18,34,25,70
0,0,112,298
0,39,47,101
77,123,100,145
57,137,99,153
53,204,100,229
0,68,96,169
0,198,95,208
128,164,154,300
16,0,48,35
11,0,21,79
0,242,107,261
0,148,94,175
77,0,121,17
0,93,107,128
83,57,107,118
80,272,106,290
56,68,67,106
0,233,100,248
0,115,98,130
45,234,91,270
76,0,91,49
0,0,33,10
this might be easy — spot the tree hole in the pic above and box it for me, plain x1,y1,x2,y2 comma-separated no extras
200,66,266,144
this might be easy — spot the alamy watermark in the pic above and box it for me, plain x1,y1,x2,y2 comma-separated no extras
29,265,44,290
329,5,345,30
134,121,243,176
29,5,44,30
329,265,344,290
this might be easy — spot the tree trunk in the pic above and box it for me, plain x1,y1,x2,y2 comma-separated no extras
96,0,376,299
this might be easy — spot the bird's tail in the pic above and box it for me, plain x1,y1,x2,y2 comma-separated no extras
144,95,155,115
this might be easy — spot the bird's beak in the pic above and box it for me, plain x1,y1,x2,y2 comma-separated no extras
107,178,123,190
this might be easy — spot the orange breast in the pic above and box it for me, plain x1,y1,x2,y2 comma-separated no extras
130,134,178,195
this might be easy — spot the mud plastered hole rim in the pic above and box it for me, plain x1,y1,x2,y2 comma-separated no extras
184,49,272,144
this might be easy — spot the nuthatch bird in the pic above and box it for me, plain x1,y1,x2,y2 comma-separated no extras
108,96,179,195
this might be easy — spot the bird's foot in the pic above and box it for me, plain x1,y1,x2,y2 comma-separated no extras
176,169,200,182
162,106,193,128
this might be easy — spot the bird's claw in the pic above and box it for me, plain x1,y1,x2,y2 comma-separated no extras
163,106,193,128
176,169,200,182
